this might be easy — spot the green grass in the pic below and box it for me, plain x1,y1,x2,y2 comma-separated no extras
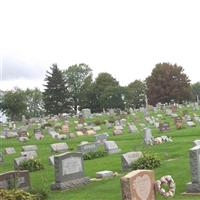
1,109,200,199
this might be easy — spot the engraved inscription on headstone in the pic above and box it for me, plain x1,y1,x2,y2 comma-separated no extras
62,157,83,175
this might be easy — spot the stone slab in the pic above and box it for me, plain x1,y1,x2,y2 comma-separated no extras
121,170,156,200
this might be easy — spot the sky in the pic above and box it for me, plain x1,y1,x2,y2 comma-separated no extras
0,0,200,91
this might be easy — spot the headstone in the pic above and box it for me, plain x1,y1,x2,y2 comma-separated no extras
121,170,156,200
95,133,109,144
96,171,113,179
175,118,183,129
21,151,37,159
114,125,123,130
93,126,101,131
5,131,18,138
14,157,27,169
4,147,16,155
22,145,37,152
78,114,84,124
62,121,69,134
87,130,96,135
159,122,170,132
51,143,68,153
18,136,29,142
121,151,143,171
34,129,44,140
69,132,76,139
113,129,123,136
104,141,121,154
81,109,91,118
0,170,30,189
17,127,28,137
56,134,67,140
51,152,90,190
193,140,200,147
49,130,59,139
77,142,97,154
144,128,154,145
76,131,84,136
186,145,200,192
187,121,196,127
120,119,127,126
105,121,113,129
128,124,138,133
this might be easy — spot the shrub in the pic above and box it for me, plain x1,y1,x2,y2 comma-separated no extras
0,189,37,200
93,119,105,126
19,159,44,172
28,188,48,200
83,150,107,160
132,153,161,170
41,123,52,129
108,117,116,123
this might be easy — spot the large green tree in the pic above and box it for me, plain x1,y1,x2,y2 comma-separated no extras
25,88,45,118
146,63,191,105
100,85,125,110
43,64,72,115
78,75,95,111
0,88,27,120
93,72,121,112
125,80,146,109
63,63,92,113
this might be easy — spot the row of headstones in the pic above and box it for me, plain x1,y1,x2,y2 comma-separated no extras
3,137,200,194
0,127,44,141
0,150,143,191
3,132,120,168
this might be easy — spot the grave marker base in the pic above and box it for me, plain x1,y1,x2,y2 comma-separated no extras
186,182,200,193
51,177,90,191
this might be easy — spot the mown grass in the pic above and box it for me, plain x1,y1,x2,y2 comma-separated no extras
1,109,200,199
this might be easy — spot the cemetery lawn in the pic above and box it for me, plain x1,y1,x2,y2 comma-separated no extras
1,112,200,200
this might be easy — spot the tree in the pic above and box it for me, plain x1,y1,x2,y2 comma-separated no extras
146,63,191,106
63,63,92,113
0,88,27,120
93,72,120,112
78,75,95,111
25,88,45,118
191,82,200,102
125,80,146,109
100,85,125,110
43,64,72,115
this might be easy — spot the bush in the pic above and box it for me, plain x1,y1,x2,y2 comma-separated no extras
93,119,105,126
28,188,48,200
54,123,62,130
83,150,107,160
19,159,44,172
108,117,116,123
0,189,37,200
41,123,52,129
132,153,161,170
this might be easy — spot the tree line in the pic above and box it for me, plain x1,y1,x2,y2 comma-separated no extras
0,62,199,120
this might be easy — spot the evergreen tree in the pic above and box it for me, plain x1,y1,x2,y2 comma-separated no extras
43,64,72,115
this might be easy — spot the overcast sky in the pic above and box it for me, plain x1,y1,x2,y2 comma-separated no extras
0,0,200,91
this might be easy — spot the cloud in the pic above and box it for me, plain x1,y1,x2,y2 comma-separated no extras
1,55,46,81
